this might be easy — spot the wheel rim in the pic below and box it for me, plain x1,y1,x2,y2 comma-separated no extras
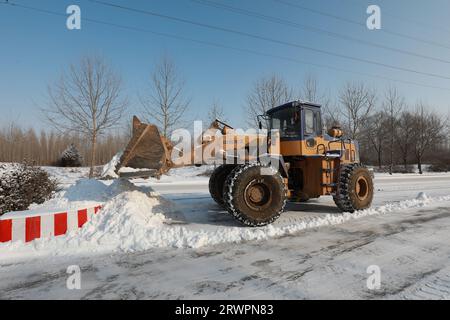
355,176,369,201
244,179,272,211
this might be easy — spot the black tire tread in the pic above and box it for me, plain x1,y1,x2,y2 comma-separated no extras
208,165,235,206
223,163,287,227
333,163,373,213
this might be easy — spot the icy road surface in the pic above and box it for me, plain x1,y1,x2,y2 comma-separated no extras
1,170,450,299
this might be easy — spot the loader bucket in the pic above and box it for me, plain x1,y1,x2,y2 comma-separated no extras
115,116,172,178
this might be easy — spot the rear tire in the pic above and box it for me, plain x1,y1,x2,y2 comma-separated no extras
209,165,236,206
333,163,374,213
223,163,287,227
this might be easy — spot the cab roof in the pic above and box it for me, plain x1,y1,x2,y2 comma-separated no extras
266,101,321,115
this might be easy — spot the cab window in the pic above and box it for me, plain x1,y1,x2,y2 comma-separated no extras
304,109,315,135
269,108,301,139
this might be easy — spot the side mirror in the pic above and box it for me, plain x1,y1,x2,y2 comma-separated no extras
258,121,263,130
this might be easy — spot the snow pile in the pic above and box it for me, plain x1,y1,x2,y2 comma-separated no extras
70,191,169,252
416,192,428,201
0,181,179,259
29,178,108,212
2,186,450,262
139,192,450,249
100,151,161,179
30,178,177,214
65,179,109,201
101,151,122,179
7,164,450,263
42,166,90,187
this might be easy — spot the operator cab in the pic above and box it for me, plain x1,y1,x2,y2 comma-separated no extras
263,101,322,141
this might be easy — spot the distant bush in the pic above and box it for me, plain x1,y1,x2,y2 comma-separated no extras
59,144,83,167
372,165,415,174
371,166,388,173
391,165,416,174
0,162,58,215
429,162,450,172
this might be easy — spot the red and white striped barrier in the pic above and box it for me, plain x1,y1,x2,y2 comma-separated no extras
0,205,102,243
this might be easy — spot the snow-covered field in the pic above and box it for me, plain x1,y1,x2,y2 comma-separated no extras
1,165,450,299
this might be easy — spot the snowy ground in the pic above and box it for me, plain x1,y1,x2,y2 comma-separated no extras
1,166,450,299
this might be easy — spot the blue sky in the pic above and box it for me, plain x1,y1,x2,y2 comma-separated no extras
1,0,450,131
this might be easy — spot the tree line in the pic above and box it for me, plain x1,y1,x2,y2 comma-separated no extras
0,123,128,167
245,74,450,174
1,55,449,175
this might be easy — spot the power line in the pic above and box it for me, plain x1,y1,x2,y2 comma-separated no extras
2,0,450,92
87,0,450,82
274,0,450,51
191,0,450,65
342,0,450,35
384,11,450,35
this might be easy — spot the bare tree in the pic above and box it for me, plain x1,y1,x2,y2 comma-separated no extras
339,82,376,139
412,104,446,174
206,100,227,124
140,56,190,139
395,110,415,170
322,101,342,130
365,111,389,168
245,74,293,127
383,86,404,174
299,74,339,129
43,56,128,177
300,74,319,103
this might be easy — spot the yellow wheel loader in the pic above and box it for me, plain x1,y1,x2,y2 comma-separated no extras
116,101,374,227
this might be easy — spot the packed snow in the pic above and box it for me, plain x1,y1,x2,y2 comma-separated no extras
100,152,122,179
0,177,182,259
1,165,450,264
1,165,450,299
100,152,159,179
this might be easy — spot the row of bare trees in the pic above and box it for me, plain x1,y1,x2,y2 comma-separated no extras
0,124,128,167
2,55,216,176
244,74,449,173
336,84,448,174
360,104,447,173
39,55,191,177
2,54,448,175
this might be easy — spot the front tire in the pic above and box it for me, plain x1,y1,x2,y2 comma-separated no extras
209,165,236,206
223,163,287,227
333,163,374,213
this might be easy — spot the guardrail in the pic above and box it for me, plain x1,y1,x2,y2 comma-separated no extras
0,205,102,243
